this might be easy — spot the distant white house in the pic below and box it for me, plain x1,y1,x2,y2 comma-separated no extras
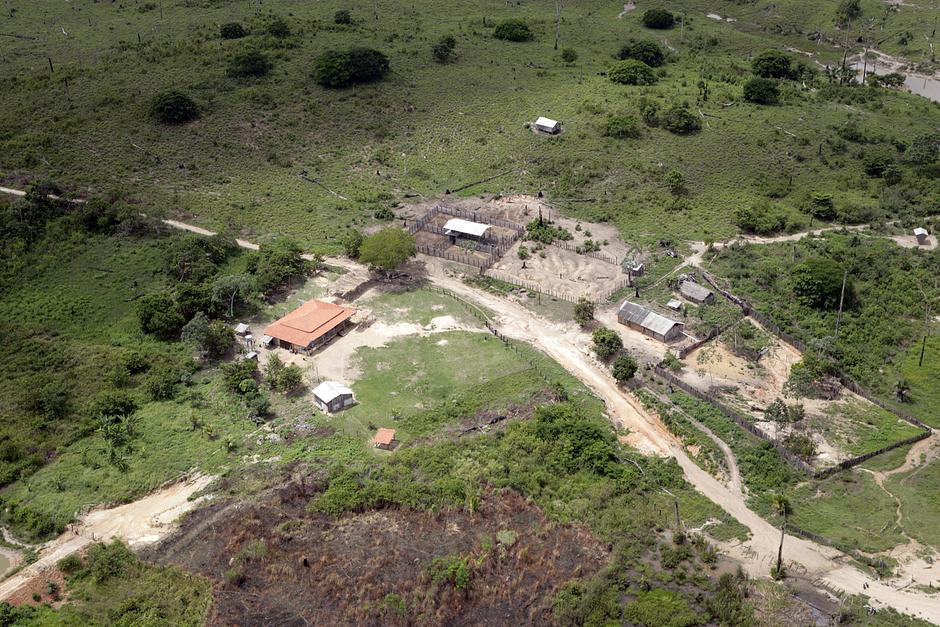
313,381,355,413
914,227,929,245
534,116,561,134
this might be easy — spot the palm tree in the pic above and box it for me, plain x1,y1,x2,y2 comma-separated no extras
771,493,792,578
894,378,911,403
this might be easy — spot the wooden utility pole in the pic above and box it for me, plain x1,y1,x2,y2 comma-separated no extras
834,269,848,339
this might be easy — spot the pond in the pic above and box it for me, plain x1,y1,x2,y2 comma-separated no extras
851,52,940,103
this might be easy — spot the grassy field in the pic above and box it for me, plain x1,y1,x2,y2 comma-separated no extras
3,1,940,253
891,336,940,429
887,459,940,551
814,399,922,458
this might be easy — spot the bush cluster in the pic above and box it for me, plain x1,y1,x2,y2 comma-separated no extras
616,39,665,67
494,19,532,42
642,8,675,29
608,59,657,85
149,91,198,124
313,48,390,87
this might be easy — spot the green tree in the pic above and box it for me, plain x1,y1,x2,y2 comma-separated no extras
751,50,792,79
220,23,246,39
149,91,199,124
493,19,532,42
228,50,272,78
334,9,352,24
807,192,835,220
836,0,862,27
592,327,623,360
313,48,390,87
137,293,185,340
642,8,674,29
612,354,638,383
250,239,308,294
770,494,792,579
743,77,779,105
616,39,665,67
266,355,303,392
181,312,234,359
87,390,137,420
608,59,657,85
211,274,257,318
560,47,578,63
358,228,416,274
863,147,895,177
908,133,940,166
792,258,850,310
574,297,595,326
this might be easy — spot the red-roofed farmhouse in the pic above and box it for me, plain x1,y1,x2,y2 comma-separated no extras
263,299,356,353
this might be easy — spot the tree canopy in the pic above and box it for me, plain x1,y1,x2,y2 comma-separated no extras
743,77,779,105
616,39,665,67
358,228,416,273
149,91,199,124
608,59,657,86
751,50,793,80
792,257,851,310
642,8,674,29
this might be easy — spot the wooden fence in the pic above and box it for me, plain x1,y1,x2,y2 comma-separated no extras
547,240,621,266
484,270,580,303
676,327,720,359
416,243,497,269
696,269,932,472
652,365,816,475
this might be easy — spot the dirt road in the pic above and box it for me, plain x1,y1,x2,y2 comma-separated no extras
0,474,214,602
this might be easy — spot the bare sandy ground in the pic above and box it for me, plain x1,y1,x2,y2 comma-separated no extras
0,474,214,602
891,234,937,250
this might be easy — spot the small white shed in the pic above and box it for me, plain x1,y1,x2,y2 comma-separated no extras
313,381,355,413
914,227,929,245
534,116,561,134
234,323,250,336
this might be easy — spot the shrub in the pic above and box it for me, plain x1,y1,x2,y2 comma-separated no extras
427,555,472,589
342,231,363,258
334,9,352,25
228,50,272,78
574,298,595,326
863,147,895,177
751,50,793,79
313,48,390,88
560,47,578,63
137,293,185,339
743,77,779,105
612,354,638,383
660,105,700,134
145,365,179,401
57,554,83,575
266,17,290,38
603,115,642,138
149,91,199,124
734,200,789,234
642,8,675,29
86,540,136,584
220,23,246,40
525,218,572,244
592,327,623,360
807,192,836,220
616,39,665,67
783,433,817,461
432,36,457,63
608,59,657,85
494,19,532,42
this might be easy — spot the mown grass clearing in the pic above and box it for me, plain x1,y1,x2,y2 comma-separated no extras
815,399,922,457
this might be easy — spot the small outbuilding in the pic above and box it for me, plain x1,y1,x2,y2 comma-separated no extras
666,299,683,311
443,218,492,243
618,301,684,343
627,261,645,277
914,227,930,245
373,428,397,450
534,116,561,134
234,323,250,336
679,280,715,305
313,381,355,413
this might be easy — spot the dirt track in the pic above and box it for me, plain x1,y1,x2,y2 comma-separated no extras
0,474,214,603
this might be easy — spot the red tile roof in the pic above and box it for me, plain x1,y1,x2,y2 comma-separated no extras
263,299,356,348
373,428,396,447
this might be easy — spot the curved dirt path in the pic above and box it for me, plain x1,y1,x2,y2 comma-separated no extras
0,474,214,602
